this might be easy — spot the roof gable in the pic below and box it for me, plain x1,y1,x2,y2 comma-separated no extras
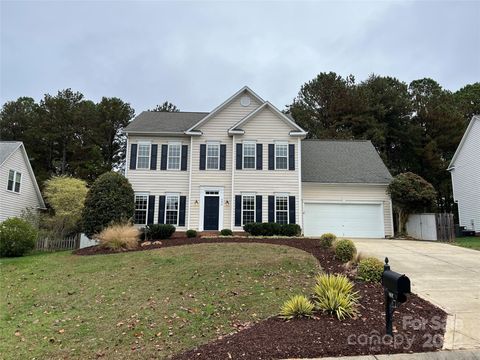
448,115,480,170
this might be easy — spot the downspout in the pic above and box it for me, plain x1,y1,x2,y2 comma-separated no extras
231,135,236,230
297,137,303,233
187,136,193,229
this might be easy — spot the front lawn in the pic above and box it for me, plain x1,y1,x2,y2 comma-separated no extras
0,243,318,359
453,236,480,250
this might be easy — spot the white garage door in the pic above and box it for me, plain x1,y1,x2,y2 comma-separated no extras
304,203,384,238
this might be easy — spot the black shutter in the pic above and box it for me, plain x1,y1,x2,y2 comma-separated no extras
268,144,274,170
268,195,275,223
179,196,186,226
289,144,295,171
256,195,262,223
181,145,188,171
158,196,166,224
129,144,137,170
150,144,158,170
289,196,296,224
147,195,155,224
160,145,168,170
236,143,243,170
199,144,206,170
220,144,226,170
235,195,242,227
256,144,263,170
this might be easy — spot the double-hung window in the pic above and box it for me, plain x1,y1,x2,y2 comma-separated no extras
275,143,288,170
7,170,21,193
167,143,181,170
242,194,255,225
137,143,151,169
275,195,289,224
243,142,256,169
134,194,148,224
165,194,179,225
206,143,220,170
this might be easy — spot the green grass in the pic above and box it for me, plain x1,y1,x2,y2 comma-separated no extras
0,243,318,359
453,236,480,250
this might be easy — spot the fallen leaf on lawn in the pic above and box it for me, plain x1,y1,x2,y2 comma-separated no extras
58,329,65,334
14,331,21,336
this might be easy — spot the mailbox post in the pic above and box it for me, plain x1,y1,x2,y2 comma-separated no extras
382,257,411,336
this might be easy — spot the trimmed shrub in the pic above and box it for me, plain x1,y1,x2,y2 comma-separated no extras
220,229,233,236
146,224,175,240
319,233,336,248
358,257,384,282
280,224,301,236
243,222,300,237
313,274,359,320
0,217,38,257
186,229,197,238
243,223,254,234
82,172,135,237
95,224,139,250
280,295,315,319
334,239,357,263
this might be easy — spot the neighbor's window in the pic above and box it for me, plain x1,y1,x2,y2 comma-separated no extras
242,194,255,225
134,194,148,224
167,143,181,170
275,195,288,224
275,143,288,170
243,142,256,169
165,194,179,225
137,143,151,169
206,143,220,170
7,170,21,193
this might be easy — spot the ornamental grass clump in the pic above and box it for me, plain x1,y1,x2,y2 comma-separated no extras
95,224,139,251
334,239,357,263
313,274,359,320
280,295,315,319
357,257,384,282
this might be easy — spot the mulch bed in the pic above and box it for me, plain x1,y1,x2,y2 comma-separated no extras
74,237,447,359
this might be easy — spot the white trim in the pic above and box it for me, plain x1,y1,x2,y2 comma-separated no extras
199,187,224,231
166,142,182,171
389,198,394,237
274,194,289,224
228,102,307,135
164,193,180,226
274,142,289,170
134,192,150,225
231,135,236,229
125,130,191,136
187,136,193,229
302,182,391,186
6,169,22,194
448,115,480,170
241,193,256,226
297,137,303,232
206,142,220,170
125,136,129,177
136,142,151,170
242,141,256,170
186,86,265,132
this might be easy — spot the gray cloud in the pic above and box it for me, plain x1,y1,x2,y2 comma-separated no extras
1,1,479,115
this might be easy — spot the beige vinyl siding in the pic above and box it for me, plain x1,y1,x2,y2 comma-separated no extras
189,93,261,230
126,135,189,229
302,183,394,237
234,107,301,230
0,147,42,222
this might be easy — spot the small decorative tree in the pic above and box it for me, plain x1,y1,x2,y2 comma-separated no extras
43,176,88,236
388,172,436,235
82,172,135,237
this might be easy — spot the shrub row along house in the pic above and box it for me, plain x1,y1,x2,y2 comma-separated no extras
124,87,393,238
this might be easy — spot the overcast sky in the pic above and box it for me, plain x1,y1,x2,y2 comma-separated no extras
1,1,479,115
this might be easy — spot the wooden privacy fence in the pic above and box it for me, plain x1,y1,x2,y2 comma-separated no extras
35,234,80,252
435,213,455,242
406,213,455,241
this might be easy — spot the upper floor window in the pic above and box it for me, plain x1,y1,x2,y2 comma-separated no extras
134,194,148,224
242,194,255,225
7,170,21,193
167,143,181,170
275,195,288,224
165,194,180,225
137,143,150,169
206,143,220,170
243,142,256,169
275,143,288,170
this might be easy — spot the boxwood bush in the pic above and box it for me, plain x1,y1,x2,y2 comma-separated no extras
220,229,233,236
0,217,38,257
357,257,384,282
319,233,336,248
243,222,301,237
146,224,175,240
186,229,197,238
334,239,357,262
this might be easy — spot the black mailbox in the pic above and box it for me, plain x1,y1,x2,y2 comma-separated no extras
382,270,411,302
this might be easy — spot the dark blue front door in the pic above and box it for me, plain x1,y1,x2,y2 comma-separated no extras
204,196,219,230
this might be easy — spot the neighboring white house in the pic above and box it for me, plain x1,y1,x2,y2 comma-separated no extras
0,141,46,222
448,115,480,233
124,86,393,238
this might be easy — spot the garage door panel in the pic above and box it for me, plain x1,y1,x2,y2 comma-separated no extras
304,203,384,238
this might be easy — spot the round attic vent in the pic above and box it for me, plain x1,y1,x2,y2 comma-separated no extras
240,95,251,107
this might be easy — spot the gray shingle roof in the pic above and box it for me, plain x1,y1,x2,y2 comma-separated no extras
124,111,208,133
301,140,393,184
0,141,22,166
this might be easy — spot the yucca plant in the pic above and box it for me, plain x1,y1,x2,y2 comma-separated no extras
313,274,359,320
279,295,315,319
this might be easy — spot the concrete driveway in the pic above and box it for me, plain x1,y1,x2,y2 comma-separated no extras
352,239,480,350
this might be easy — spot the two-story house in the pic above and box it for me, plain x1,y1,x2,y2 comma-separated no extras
124,87,394,238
